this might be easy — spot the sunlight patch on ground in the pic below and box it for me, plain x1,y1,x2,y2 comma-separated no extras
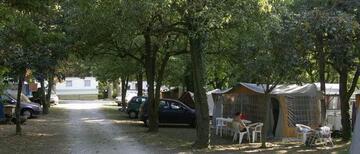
112,119,143,125
56,103,102,110
26,132,57,137
83,119,112,125
113,136,127,141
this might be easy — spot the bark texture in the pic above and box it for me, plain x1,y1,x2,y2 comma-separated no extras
144,30,159,132
137,72,143,97
40,79,49,114
188,31,210,148
15,70,26,135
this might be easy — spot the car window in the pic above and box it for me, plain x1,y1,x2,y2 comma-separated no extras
135,97,147,103
135,98,141,103
1,95,11,101
159,100,169,109
170,102,182,110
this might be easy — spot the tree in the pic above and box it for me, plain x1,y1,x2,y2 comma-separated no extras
0,5,41,134
229,1,306,147
66,0,189,133
292,0,360,140
326,12,360,140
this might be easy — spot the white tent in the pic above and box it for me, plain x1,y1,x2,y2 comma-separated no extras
207,89,221,116
350,107,360,153
212,83,322,137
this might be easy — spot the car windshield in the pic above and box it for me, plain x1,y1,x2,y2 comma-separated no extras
6,90,31,103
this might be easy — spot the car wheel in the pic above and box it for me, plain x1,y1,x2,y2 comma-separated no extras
128,111,138,119
22,109,33,119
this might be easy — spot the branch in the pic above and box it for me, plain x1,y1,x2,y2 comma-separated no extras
112,40,145,65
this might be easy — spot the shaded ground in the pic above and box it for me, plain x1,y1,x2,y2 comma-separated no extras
0,100,350,154
101,102,350,154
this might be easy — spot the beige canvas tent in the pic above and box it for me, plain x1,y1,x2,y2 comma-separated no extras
212,83,322,138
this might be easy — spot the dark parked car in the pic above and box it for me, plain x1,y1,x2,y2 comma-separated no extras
139,98,196,127
126,96,147,118
1,90,42,118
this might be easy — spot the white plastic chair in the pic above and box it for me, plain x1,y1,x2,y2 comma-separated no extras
232,121,250,144
250,122,263,143
295,124,313,144
216,118,226,136
318,126,334,146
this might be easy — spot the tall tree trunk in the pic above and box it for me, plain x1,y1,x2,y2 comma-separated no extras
120,77,128,110
261,92,271,148
40,79,48,115
15,69,26,135
45,72,54,113
144,30,159,132
339,70,351,140
137,71,143,97
189,31,210,148
113,79,120,97
107,81,113,99
317,34,327,124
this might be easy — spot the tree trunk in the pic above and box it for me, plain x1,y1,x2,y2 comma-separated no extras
40,79,48,115
137,71,143,97
45,72,54,113
339,70,351,140
144,29,159,132
189,31,210,148
15,69,26,135
107,81,113,99
317,34,327,124
261,92,271,148
113,79,120,97
120,77,128,110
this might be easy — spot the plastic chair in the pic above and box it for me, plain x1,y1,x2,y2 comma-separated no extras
250,122,263,143
318,126,334,146
295,124,313,144
232,121,250,144
216,118,226,136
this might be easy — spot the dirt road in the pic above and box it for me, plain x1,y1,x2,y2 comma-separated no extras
61,100,155,154
0,100,170,154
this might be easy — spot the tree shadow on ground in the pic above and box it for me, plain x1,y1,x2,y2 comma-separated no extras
101,102,350,153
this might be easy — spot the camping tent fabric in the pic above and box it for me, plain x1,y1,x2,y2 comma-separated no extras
350,107,360,154
179,90,222,116
315,83,339,95
178,92,195,109
207,89,221,116
212,83,321,138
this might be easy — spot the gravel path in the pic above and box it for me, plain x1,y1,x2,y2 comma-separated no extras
0,100,172,154
60,100,153,154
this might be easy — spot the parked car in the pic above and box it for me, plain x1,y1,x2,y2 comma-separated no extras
115,90,138,106
127,96,147,118
1,90,42,118
139,98,196,127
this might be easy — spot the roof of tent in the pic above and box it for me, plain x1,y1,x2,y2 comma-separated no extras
214,82,320,97
314,83,339,95
206,89,221,95
314,83,360,96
